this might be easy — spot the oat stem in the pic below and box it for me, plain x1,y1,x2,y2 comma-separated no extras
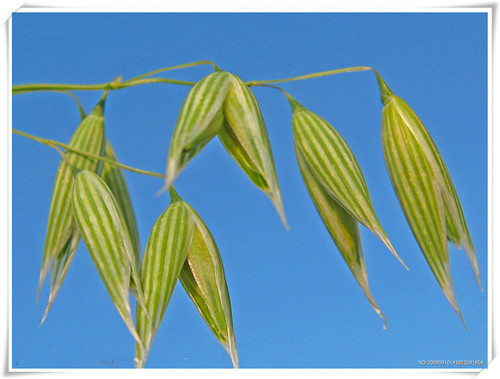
248,67,393,106
123,60,218,83
12,77,195,95
13,65,388,99
12,129,165,179
246,66,374,86
12,61,219,95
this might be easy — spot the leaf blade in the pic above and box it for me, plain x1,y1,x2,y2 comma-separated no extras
101,140,141,265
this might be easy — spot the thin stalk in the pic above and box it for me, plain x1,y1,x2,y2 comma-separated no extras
12,82,115,95
249,66,393,106
12,129,165,179
51,145,78,176
118,77,195,88
66,91,87,120
14,65,386,97
246,66,374,86
12,77,195,95
37,90,87,119
123,60,218,83
257,84,295,102
255,84,307,113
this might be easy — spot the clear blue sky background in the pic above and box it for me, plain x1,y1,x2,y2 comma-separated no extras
11,12,488,369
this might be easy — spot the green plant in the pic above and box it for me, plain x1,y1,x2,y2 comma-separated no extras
12,61,481,367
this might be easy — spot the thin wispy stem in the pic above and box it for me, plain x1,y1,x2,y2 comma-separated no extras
13,65,386,99
12,129,165,179
246,66,374,86
123,60,217,83
12,77,195,95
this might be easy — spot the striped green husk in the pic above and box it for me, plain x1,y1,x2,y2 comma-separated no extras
135,196,194,368
219,74,287,228
383,95,480,290
41,231,81,324
165,70,286,228
165,71,232,188
180,202,238,367
101,140,141,266
292,103,407,269
296,148,387,327
38,99,106,322
381,95,477,325
72,170,148,345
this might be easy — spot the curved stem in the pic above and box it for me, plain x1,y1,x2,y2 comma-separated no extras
12,129,165,179
257,84,305,112
12,82,114,95
14,66,372,94
21,89,87,119
250,66,393,106
246,66,374,86
13,65,393,106
118,77,195,88
257,84,294,102
12,77,195,95
64,91,87,120
123,60,218,83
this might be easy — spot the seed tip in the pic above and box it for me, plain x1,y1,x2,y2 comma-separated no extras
270,194,289,230
458,312,468,331
222,339,239,369
154,185,169,198
36,270,47,302
40,290,60,326
165,159,179,189
385,239,409,270
280,212,290,231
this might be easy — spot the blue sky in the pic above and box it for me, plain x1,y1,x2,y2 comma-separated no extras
11,12,488,369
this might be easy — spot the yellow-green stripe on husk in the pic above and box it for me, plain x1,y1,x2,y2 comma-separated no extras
165,71,232,188
38,98,106,323
381,94,480,326
219,73,287,228
291,101,407,270
296,149,387,327
101,140,141,266
180,201,238,367
165,69,286,228
135,194,194,368
72,170,147,345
